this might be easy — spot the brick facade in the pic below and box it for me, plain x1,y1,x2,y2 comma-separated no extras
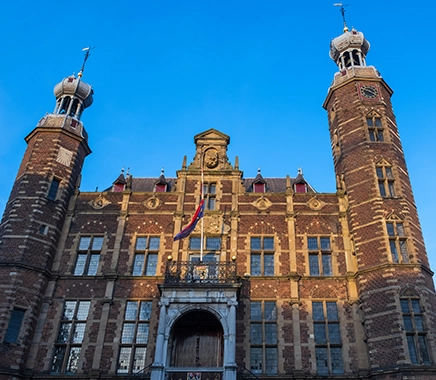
0,29,435,380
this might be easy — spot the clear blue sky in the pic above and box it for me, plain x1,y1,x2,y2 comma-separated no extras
1,1,435,267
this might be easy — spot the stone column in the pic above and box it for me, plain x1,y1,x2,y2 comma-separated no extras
224,299,238,380
151,300,169,380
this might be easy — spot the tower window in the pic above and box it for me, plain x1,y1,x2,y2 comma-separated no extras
308,237,332,276
4,308,25,343
117,301,152,374
250,301,277,374
203,183,217,210
250,237,274,276
367,116,384,142
376,165,395,197
74,236,103,275
51,300,90,374
313,301,343,375
47,178,60,200
401,294,430,364
387,222,409,263
59,96,71,115
132,236,160,276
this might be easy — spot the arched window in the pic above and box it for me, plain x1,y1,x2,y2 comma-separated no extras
70,99,80,117
59,97,71,115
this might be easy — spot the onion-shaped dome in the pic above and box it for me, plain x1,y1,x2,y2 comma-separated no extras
53,75,93,119
330,28,370,70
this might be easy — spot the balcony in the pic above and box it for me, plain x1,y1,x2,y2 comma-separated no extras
164,261,238,285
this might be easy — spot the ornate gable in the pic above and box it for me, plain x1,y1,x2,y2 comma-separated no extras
188,129,233,171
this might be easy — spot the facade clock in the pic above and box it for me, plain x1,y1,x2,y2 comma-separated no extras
360,85,379,99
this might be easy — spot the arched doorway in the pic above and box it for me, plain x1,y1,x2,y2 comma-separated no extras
168,310,224,378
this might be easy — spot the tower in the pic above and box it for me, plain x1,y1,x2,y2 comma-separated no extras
324,26,436,374
0,72,93,378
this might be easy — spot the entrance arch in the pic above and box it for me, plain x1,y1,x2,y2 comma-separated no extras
169,310,224,368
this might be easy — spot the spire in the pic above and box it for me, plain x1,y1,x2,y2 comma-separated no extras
330,5,370,71
334,3,348,33
53,48,94,121
78,47,94,78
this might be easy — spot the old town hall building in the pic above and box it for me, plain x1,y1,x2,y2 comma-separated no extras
0,23,436,380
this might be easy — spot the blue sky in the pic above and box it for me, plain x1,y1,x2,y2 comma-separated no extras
1,1,435,268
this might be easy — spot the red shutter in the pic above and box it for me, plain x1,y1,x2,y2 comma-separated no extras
113,183,125,192
295,183,306,193
155,184,166,193
254,183,264,193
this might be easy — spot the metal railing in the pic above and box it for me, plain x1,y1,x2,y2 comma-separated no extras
125,363,152,379
164,261,238,284
236,365,261,379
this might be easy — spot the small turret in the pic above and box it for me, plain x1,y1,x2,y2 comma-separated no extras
330,28,370,70
53,75,93,119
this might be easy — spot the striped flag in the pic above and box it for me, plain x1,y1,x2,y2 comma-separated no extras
174,200,205,241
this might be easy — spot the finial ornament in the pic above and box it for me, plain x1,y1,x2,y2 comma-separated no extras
78,46,95,78
334,3,349,32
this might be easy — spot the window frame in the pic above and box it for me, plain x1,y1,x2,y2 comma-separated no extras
203,183,217,210
117,300,152,374
367,115,384,142
386,221,409,263
47,177,61,200
4,308,26,344
51,300,91,374
308,237,333,276
250,300,278,375
376,164,395,197
132,236,161,276
312,301,343,375
250,236,275,276
400,294,430,364
73,236,103,276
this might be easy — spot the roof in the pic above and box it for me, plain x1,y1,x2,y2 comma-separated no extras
120,176,316,193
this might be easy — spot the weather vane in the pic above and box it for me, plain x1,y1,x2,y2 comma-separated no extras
334,3,349,32
78,46,95,78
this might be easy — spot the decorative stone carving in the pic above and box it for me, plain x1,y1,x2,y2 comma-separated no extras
307,197,325,210
89,195,111,209
144,196,160,209
193,216,231,234
204,148,219,169
252,196,272,211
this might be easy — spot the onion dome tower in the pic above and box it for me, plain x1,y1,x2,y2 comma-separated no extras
324,17,436,376
0,59,93,377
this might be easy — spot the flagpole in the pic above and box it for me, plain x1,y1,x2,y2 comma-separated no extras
200,149,204,262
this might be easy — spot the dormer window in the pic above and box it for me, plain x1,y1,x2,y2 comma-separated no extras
295,183,307,193
253,182,265,193
154,183,167,193
113,183,125,192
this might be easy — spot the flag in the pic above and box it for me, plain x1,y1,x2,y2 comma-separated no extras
174,200,205,241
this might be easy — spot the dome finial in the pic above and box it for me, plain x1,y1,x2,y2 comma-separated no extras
334,3,348,33
78,47,94,78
